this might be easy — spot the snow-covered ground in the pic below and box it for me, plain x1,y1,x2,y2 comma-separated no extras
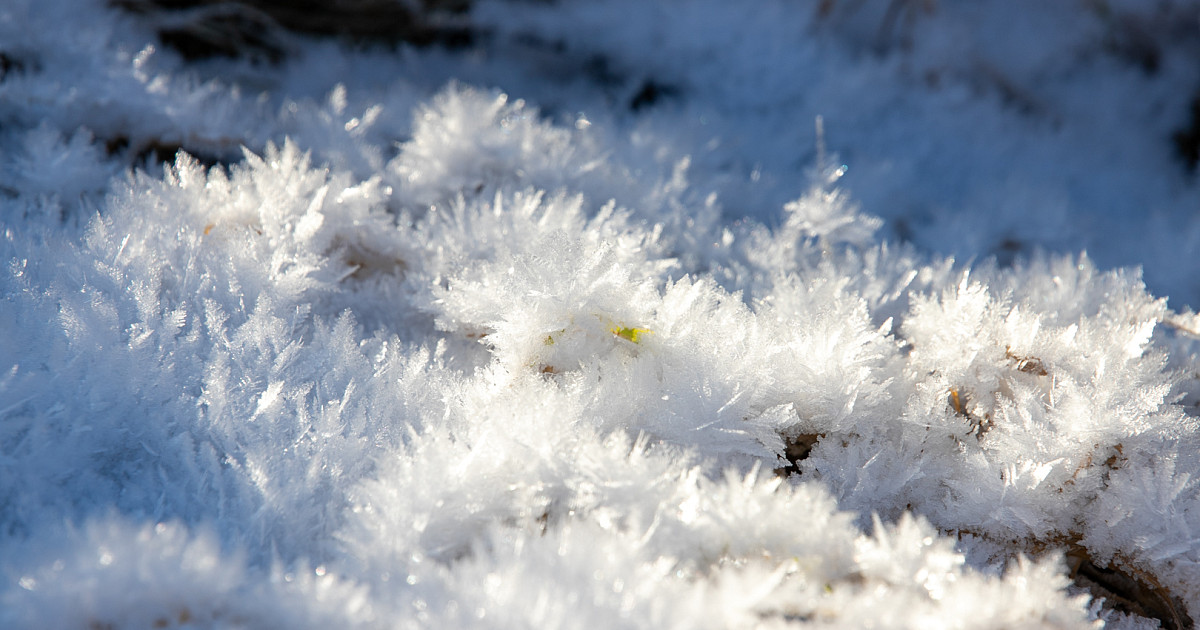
2,1,1200,627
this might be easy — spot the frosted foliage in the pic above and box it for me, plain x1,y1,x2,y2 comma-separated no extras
780,182,883,251
1,518,372,629
4,1,1200,628
385,85,722,268
2,124,117,217
388,87,579,207
344,439,1095,629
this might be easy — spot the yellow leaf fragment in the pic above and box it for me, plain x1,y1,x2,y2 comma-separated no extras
612,325,651,344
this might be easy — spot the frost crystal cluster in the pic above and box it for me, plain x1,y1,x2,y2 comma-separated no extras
2,0,1200,628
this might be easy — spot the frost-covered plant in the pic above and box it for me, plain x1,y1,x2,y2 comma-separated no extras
3,1,1200,628
2,518,372,629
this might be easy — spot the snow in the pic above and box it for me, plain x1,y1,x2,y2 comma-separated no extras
2,0,1200,627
